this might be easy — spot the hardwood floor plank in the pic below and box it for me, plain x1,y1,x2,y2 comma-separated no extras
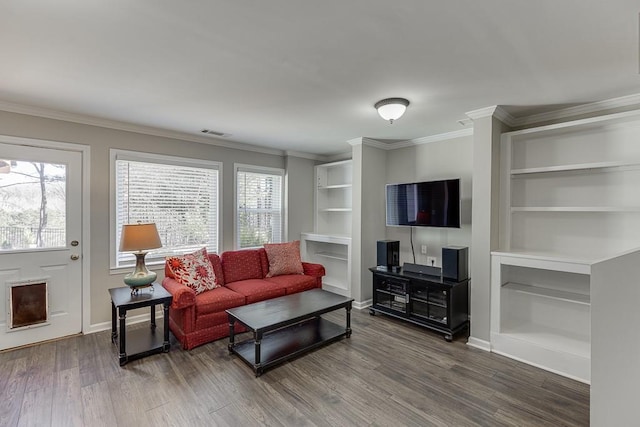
17,386,52,427
77,334,106,388
51,368,84,427
80,381,117,426
106,374,151,427
207,402,265,427
55,335,79,372
24,342,56,392
0,357,28,427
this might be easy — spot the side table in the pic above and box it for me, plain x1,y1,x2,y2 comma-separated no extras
109,284,173,366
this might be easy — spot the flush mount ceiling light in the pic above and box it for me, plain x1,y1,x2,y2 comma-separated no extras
374,98,410,124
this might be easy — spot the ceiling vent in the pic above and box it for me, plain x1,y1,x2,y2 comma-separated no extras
201,129,231,137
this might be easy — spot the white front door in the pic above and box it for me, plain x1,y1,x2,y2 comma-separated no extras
0,142,83,350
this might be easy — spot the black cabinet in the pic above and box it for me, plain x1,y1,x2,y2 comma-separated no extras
369,267,469,341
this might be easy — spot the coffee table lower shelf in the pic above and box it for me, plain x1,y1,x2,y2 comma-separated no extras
229,317,346,376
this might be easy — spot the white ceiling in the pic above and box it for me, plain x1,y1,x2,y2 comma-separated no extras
1,1,639,156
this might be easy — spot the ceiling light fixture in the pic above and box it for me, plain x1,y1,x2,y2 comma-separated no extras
375,98,410,124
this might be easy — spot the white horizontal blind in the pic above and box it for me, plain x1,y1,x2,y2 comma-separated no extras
115,158,219,267
236,166,283,249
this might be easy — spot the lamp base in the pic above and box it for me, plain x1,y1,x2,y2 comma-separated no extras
123,252,157,294
127,283,154,296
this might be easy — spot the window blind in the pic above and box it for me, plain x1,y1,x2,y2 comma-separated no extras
236,167,283,249
115,159,219,267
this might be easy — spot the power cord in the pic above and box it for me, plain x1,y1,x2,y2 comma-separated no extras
410,226,416,263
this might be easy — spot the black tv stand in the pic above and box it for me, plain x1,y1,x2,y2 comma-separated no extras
368,266,469,341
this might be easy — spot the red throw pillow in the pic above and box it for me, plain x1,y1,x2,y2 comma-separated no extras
166,248,218,294
264,241,304,277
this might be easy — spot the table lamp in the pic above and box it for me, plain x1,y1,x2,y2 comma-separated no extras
120,222,162,292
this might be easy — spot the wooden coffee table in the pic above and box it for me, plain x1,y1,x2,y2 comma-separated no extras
226,289,354,376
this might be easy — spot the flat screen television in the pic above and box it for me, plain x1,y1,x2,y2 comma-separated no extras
386,179,460,228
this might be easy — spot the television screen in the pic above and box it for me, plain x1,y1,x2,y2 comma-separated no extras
386,179,460,228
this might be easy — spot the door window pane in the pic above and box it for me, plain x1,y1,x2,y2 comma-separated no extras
0,160,66,250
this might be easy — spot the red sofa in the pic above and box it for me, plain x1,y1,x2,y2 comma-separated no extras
162,248,325,350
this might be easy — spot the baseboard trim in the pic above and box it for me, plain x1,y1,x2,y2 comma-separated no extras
86,310,164,335
353,299,372,310
466,336,491,352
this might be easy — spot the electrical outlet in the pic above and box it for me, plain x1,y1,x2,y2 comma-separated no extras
420,245,427,254
427,256,437,266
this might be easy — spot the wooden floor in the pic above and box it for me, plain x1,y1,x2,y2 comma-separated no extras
0,309,589,427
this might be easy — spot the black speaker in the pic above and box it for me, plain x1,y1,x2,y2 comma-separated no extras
442,246,468,281
377,240,400,268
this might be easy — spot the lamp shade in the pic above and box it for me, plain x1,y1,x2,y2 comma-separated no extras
119,223,162,252
375,98,410,123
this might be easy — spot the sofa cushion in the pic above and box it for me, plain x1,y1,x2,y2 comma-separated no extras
258,248,269,278
221,249,265,283
167,248,218,295
225,279,286,304
264,274,317,295
264,240,304,277
207,253,225,286
195,286,246,316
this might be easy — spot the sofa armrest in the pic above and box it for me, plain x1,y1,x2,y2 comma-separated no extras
162,277,196,310
302,262,325,278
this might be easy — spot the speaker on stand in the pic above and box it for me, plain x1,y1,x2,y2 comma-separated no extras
377,240,400,270
442,246,468,281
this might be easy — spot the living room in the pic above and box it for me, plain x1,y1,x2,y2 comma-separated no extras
1,2,639,426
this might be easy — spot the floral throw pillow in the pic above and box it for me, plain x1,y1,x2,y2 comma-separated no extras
166,248,218,294
264,241,304,278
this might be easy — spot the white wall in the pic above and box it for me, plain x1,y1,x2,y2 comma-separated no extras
469,115,505,346
284,155,316,240
354,143,387,303
385,135,473,268
0,110,313,326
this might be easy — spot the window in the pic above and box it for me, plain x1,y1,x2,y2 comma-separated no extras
235,164,284,249
111,150,221,269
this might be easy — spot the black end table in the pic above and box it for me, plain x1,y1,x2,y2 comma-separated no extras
109,284,172,366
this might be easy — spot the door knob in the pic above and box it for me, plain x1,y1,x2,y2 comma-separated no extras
70,254,80,260
71,240,79,246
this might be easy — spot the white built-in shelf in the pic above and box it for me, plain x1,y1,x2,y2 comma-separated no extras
315,251,348,261
320,208,352,212
511,160,640,176
301,232,351,243
499,324,591,359
511,206,640,213
492,250,594,271
318,184,352,190
503,282,590,306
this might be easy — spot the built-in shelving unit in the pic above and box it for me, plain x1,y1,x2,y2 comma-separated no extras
301,160,353,297
491,109,640,384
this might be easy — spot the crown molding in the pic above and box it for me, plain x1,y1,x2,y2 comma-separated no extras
392,128,474,149
465,93,640,128
465,105,499,120
284,150,328,161
509,92,640,127
0,100,293,157
349,136,407,150
348,129,474,152
466,105,516,125
492,106,517,126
